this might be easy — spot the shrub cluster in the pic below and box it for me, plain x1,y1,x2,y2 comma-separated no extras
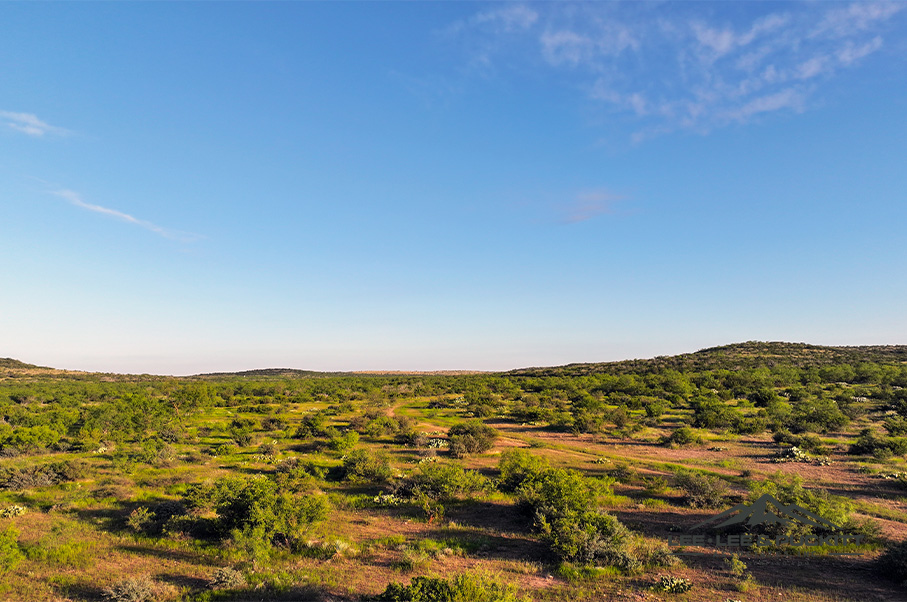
848,428,907,460
661,426,702,447
340,448,393,483
500,450,671,570
673,471,728,508
396,461,488,499
773,429,828,454
448,421,498,458
372,573,528,602
183,475,327,543
0,460,84,490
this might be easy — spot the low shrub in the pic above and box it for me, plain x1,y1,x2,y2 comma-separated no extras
749,472,853,539
516,467,654,569
0,505,26,518
497,449,549,492
328,430,359,453
661,427,702,447
849,429,907,460
0,460,85,491
0,526,23,577
372,572,528,602
654,575,692,593
398,461,488,499
448,421,498,458
341,448,393,483
183,475,327,542
674,471,728,508
210,566,246,589
102,576,156,602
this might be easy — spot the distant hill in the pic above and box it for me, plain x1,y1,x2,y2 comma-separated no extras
194,368,345,379
3,341,906,380
0,357,42,369
506,341,907,377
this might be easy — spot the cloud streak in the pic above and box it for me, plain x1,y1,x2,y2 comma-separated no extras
560,189,624,224
0,110,68,137
51,189,202,243
449,2,904,138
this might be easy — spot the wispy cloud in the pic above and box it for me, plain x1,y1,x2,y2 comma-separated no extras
51,189,202,243
560,189,624,224
472,4,538,34
0,110,68,137
447,2,904,139
448,4,538,36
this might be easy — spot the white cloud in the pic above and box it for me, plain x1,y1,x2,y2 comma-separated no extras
473,4,538,33
796,56,829,80
723,88,806,122
541,30,596,66
837,36,884,65
0,110,68,137
51,189,201,243
813,2,902,38
448,2,904,139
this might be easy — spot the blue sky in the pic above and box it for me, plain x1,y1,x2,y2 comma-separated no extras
1,2,905,374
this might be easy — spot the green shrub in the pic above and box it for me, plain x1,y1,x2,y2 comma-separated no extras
328,430,359,453
372,572,528,602
517,467,641,567
127,507,154,533
725,553,747,578
414,491,445,523
448,421,498,458
272,457,322,492
257,441,279,457
674,471,728,508
400,461,488,499
661,427,702,447
654,575,692,593
497,449,550,492
396,429,429,448
209,442,238,457
774,430,828,454
183,475,327,541
848,428,907,459
260,416,287,431
341,448,393,483
749,472,853,538
294,411,328,439
789,397,848,433
0,526,23,577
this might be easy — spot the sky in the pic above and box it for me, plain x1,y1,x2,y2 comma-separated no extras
1,1,905,375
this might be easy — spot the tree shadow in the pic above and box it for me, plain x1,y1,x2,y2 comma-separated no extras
423,527,549,563
119,543,220,566
50,580,106,601
444,499,529,534
155,572,210,590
